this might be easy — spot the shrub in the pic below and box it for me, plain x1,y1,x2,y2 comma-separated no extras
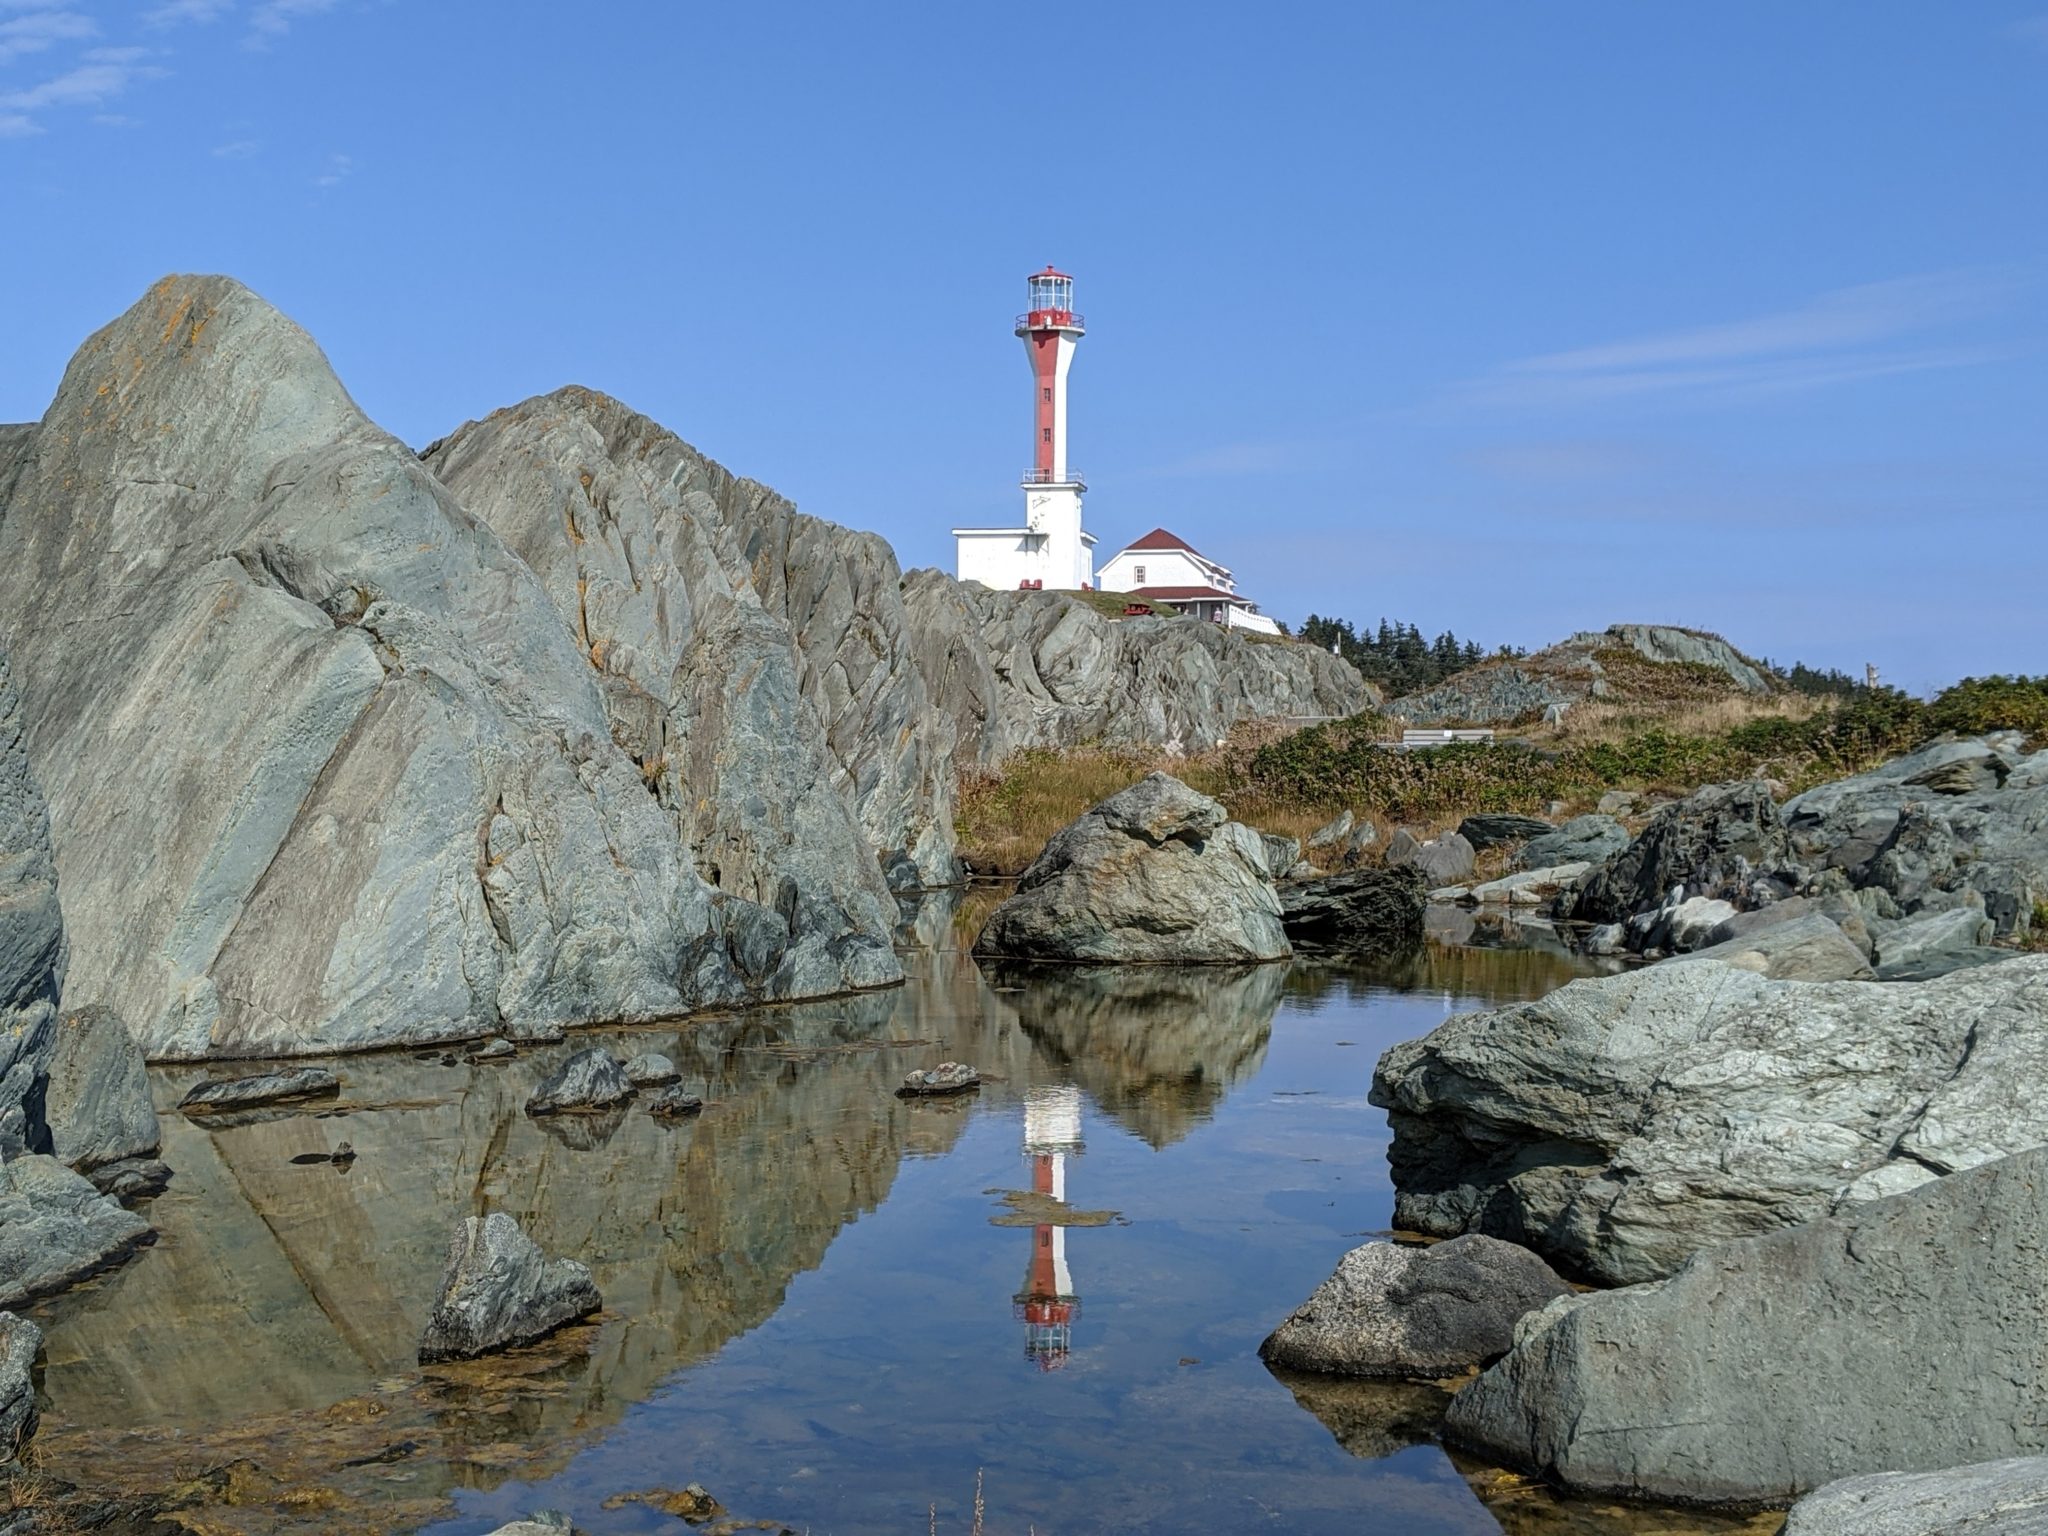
1926,676,2048,741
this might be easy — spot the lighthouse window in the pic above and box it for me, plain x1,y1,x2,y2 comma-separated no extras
1042,427,1052,443
1042,387,1052,402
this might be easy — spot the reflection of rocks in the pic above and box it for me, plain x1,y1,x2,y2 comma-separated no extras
530,1103,629,1150
418,1214,601,1363
1455,1457,1787,1536
181,1068,340,1114
1269,1367,1451,1460
982,962,1280,1147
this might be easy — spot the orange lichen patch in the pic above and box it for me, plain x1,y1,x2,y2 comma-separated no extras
159,293,196,347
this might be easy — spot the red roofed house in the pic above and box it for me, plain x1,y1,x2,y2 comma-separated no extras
1097,529,1282,636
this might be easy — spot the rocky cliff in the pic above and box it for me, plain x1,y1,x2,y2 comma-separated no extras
0,645,64,1156
900,569,1376,762
423,389,955,890
0,277,897,1060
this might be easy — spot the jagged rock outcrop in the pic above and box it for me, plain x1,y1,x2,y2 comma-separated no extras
1571,781,1791,924
0,647,63,1158
417,1212,601,1362
1388,623,1772,726
0,1154,152,1306
0,277,902,1060
1260,1235,1572,1377
0,1312,39,1465
1783,1457,2048,1535
1444,1145,2048,1506
900,570,1375,764
1371,956,2048,1284
972,774,1289,963
423,389,951,906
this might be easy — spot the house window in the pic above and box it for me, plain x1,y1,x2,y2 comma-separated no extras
1133,564,1146,584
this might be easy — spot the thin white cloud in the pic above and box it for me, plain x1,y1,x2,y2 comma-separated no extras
0,55,163,116
0,8,96,64
245,0,338,46
313,149,352,185
0,111,36,135
91,110,138,126
1457,271,2018,410
211,136,259,158
145,0,234,25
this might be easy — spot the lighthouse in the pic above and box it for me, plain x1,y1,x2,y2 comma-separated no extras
1013,1085,1084,1370
951,267,1097,592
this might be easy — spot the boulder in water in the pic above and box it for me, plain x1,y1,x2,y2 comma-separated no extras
971,774,1289,965
0,1311,41,1464
180,1067,339,1114
1260,1235,1572,1378
44,1005,160,1181
899,1062,979,1097
418,1212,601,1362
0,1155,152,1307
622,1052,679,1086
524,1049,634,1116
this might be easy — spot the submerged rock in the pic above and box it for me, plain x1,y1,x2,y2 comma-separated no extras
1278,867,1426,953
417,1212,601,1362
1445,1144,2048,1507
1371,956,2048,1284
971,774,1289,964
0,1311,41,1464
0,1154,152,1306
44,1004,160,1178
525,1049,634,1116
180,1067,340,1114
1260,1235,1572,1378
1782,1457,2048,1536
899,1062,979,1097
644,1084,705,1118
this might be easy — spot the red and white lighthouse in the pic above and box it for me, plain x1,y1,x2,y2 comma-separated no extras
952,267,1097,592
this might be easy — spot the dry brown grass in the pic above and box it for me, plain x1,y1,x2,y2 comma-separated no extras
1531,689,1824,752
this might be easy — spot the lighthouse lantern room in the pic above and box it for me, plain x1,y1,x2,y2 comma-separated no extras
953,267,1097,592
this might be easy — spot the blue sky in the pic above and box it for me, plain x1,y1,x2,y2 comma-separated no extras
2,2,2044,692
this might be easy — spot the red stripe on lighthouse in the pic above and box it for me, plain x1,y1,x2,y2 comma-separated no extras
1029,330,1060,478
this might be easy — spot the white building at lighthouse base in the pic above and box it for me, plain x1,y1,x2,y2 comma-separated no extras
953,481,1095,592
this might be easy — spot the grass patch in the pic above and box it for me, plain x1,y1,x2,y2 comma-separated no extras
1060,589,1180,620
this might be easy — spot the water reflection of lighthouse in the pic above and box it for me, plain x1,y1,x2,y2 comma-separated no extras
1015,1086,1084,1370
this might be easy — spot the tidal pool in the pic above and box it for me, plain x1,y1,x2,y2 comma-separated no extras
28,900,1776,1536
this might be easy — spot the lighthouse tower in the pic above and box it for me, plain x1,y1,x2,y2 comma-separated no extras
951,267,1097,592
1013,1085,1085,1370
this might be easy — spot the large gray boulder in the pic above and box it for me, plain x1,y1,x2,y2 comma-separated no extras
1672,910,1874,981
0,1154,152,1306
418,1211,602,1362
0,648,63,1159
1371,956,2048,1284
44,1004,160,1178
1385,828,1476,886
1259,1235,1572,1377
1515,814,1628,872
525,1048,634,1116
1456,814,1553,852
0,1312,39,1465
1783,1458,2048,1536
1444,1144,2048,1506
972,774,1289,964
900,570,1375,764
0,277,895,1060
1278,867,1426,953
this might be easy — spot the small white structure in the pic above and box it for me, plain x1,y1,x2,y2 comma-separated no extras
1096,528,1282,635
954,267,1096,592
